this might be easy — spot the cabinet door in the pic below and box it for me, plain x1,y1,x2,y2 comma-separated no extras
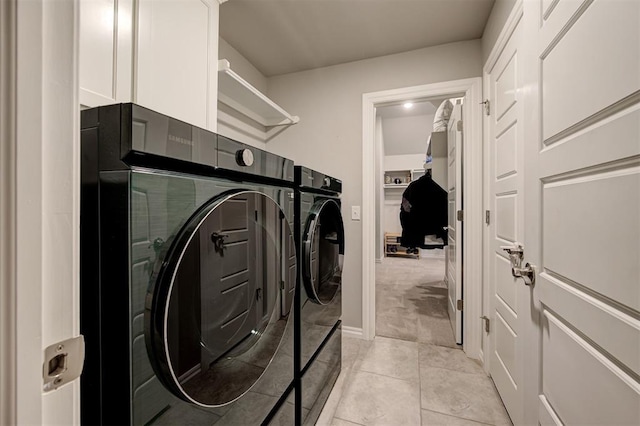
79,0,133,107
136,0,218,129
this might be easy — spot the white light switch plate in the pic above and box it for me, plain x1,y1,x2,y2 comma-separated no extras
351,206,361,221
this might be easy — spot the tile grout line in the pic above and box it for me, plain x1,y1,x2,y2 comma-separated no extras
419,363,487,377
421,407,495,426
332,415,366,426
356,363,421,384
329,340,369,424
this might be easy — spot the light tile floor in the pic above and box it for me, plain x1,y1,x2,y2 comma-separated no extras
317,254,512,426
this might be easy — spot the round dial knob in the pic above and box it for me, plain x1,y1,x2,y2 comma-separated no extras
323,177,331,187
236,149,254,167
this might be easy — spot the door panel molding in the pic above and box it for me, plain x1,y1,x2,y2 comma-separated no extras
484,1,523,74
540,1,639,141
541,309,639,424
539,274,640,376
543,91,640,148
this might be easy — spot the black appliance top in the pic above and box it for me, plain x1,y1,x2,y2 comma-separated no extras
81,103,294,183
294,166,342,194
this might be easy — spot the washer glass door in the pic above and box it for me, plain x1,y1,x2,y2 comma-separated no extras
146,190,294,407
302,199,345,305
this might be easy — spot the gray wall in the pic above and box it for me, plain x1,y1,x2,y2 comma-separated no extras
266,40,483,329
481,0,518,65
382,114,433,155
217,38,270,148
219,37,267,93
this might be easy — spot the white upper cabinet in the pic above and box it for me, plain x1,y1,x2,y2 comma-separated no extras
79,0,133,107
80,0,220,130
136,0,218,129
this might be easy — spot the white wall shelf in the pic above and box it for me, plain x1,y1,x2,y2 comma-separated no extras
218,59,300,127
383,168,426,190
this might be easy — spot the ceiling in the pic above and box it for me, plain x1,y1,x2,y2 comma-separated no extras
377,98,443,119
379,99,446,156
220,0,495,77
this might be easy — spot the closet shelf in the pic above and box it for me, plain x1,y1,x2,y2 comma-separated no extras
383,184,409,189
218,59,300,127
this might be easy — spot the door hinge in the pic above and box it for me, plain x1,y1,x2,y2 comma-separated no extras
457,120,463,131
43,336,85,392
457,210,463,221
480,99,490,116
280,280,285,290
480,315,490,333
485,210,491,225
457,299,464,311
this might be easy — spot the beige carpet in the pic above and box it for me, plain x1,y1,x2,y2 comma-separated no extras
375,253,457,348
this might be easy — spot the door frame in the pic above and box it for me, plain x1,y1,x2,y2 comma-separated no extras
12,0,80,423
481,0,524,375
1,0,17,423
362,77,484,360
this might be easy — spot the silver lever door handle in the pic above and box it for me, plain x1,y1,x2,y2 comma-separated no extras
512,263,536,286
501,242,524,269
500,242,523,256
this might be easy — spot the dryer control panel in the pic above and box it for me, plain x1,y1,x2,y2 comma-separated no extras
295,166,342,193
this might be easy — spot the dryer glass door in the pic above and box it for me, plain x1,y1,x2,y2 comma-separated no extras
146,190,294,407
302,199,345,305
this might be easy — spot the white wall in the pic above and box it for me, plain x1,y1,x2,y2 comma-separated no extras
481,0,517,64
217,37,270,149
382,154,425,240
382,114,433,155
266,40,483,329
219,37,267,93
383,189,403,235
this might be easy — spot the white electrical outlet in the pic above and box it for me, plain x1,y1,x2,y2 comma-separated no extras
351,206,361,221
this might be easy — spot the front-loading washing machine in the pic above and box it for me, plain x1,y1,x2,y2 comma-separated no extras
80,103,297,425
294,166,345,425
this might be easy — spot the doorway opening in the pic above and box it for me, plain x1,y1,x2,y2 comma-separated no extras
362,78,484,361
375,97,457,347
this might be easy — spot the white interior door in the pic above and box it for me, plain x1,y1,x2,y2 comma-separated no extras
486,18,525,425
447,101,463,345
523,0,640,424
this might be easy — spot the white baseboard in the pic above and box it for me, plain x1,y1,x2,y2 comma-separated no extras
342,326,364,339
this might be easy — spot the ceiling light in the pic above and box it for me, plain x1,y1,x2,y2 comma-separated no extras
403,102,413,109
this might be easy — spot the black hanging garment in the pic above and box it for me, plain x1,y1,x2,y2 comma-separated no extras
399,174,448,248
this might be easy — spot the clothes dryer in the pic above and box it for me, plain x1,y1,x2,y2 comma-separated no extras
294,166,344,425
80,104,297,425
